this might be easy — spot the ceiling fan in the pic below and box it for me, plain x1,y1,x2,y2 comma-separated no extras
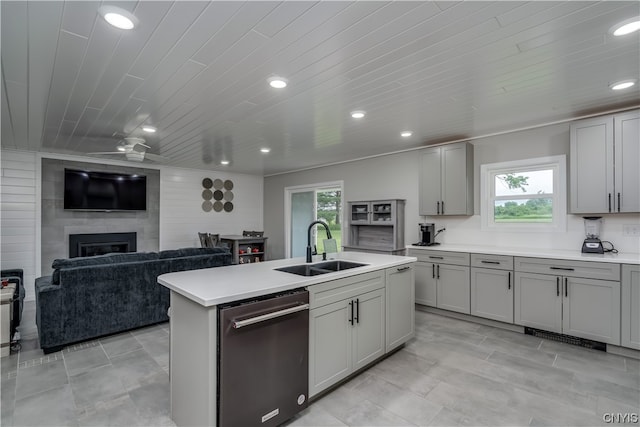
88,137,168,163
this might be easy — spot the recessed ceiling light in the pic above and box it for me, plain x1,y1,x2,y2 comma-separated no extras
220,160,230,165
609,79,637,90
260,148,271,153
400,131,413,138
99,6,138,30
268,77,288,89
350,110,366,119
610,17,640,36
142,126,157,133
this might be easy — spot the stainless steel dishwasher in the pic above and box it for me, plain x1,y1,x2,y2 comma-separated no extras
218,288,309,427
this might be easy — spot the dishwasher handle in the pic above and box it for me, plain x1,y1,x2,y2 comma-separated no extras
232,303,310,329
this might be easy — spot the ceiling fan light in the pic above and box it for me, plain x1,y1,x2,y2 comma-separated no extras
142,125,157,133
220,160,230,165
400,131,413,137
99,6,138,30
350,110,366,119
260,148,271,153
609,79,637,90
610,17,640,36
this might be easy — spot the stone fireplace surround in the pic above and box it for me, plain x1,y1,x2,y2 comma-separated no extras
41,158,160,276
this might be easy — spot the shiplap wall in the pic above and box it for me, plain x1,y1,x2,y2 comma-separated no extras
1,150,37,300
160,168,263,250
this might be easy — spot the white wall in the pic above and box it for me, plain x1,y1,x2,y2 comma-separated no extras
0,150,37,300
264,122,640,259
160,167,263,249
0,148,264,300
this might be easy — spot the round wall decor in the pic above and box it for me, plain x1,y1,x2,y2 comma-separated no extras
202,177,234,212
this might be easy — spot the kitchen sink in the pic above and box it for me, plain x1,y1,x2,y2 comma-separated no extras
275,261,368,276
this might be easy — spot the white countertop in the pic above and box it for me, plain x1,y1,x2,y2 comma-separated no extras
158,251,416,307
406,244,640,265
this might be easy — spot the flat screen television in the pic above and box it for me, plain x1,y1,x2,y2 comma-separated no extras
64,168,147,211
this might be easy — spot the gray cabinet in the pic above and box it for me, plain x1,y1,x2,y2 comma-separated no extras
419,142,473,216
344,199,405,255
308,271,385,397
410,249,470,314
514,257,621,345
621,264,640,350
470,254,514,323
570,110,640,213
385,265,415,352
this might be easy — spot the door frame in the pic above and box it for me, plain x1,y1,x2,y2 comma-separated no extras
284,180,344,258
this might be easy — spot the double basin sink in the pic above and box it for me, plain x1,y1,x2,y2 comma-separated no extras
275,260,367,277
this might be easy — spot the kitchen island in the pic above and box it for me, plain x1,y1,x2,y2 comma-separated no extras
158,251,416,427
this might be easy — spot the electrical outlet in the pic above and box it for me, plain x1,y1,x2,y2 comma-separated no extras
622,224,640,237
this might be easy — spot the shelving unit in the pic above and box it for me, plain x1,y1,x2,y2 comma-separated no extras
219,235,268,265
343,199,405,255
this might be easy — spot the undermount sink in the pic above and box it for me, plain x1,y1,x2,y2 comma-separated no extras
275,260,368,277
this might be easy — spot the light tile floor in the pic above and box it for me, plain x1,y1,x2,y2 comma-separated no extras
2,302,639,426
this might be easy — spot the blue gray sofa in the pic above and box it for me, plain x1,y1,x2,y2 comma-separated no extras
35,247,232,353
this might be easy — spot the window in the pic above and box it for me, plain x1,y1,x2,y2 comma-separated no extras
480,155,566,231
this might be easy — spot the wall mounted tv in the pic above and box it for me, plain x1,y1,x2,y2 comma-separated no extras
64,168,147,211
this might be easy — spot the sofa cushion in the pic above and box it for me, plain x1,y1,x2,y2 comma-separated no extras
51,252,159,285
159,247,228,259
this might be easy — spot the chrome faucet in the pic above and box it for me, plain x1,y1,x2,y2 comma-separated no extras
307,220,332,263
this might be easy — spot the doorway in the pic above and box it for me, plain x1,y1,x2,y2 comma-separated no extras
284,181,343,258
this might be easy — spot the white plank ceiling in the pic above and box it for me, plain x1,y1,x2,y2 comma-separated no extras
1,1,639,175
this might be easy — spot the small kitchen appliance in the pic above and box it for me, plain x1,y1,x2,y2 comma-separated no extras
413,223,439,246
581,216,604,254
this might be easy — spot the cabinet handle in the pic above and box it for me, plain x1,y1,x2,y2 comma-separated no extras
429,256,444,259
565,277,568,297
432,264,435,279
441,200,445,214
550,267,574,272
355,298,360,324
608,193,612,213
397,266,411,272
508,271,511,290
556,277,560,296
437,264,440,279
481,260,500,265
437,201,440,215
348,301,354,325
618,193,621,212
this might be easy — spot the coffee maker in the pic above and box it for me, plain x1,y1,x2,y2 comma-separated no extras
413,223,439,246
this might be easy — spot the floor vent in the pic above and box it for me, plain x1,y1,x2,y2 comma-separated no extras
524,327,607,352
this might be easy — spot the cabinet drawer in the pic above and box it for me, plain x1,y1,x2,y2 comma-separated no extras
408,249,469,266
514,257,620,281
309,271,384,309
471,253,513,270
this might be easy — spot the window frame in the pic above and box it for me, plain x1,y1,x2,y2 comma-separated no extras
480,155,567,232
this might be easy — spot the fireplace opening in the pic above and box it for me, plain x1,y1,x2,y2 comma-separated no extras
69,232,137,258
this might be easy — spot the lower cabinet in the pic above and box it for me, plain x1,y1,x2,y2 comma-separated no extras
470,267,513,323
436,264,470,314
309,270,386,397
622,264,640,350
385,265,415,352
514,271,621,345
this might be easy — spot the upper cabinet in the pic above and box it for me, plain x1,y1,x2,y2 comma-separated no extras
570,110,639,214
419,142,473,216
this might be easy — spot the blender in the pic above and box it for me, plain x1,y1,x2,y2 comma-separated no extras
581,216,604,254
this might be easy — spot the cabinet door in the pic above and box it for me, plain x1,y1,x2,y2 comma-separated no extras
309,300,352,397
514,272,562,333
563,277,621,345
415,261,437,307
441,143,471,215
622,265,640,350
350,202,371,225
470,267,513,323
570,116,614,213
352,289,385,372
436,264,470,314
419,148,441,215
385,265,415,352
614,111,640,213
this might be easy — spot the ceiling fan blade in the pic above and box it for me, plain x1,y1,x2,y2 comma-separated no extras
144,153,170,163
87,151,126,155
